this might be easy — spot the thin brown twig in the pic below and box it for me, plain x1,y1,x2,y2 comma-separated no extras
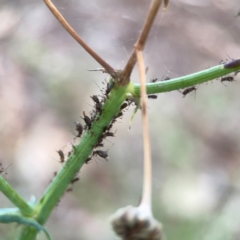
119,0,163,86
135,48,152,207
43,0,116,77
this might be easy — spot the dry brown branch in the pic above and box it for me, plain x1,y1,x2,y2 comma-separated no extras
119,0,163,86
135,49,152,206
43,0,116,77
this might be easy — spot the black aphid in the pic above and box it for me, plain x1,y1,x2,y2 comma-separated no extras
148,95,158,99
106,81,115,95
221,76,234,83
83,111,92,129
115,112,123,119
150,78,158,83
67,150,72,157
103,131,115,138
85,157,92,164
182,86,196,97
95,102,102,114
162,76,171,81
95,143,104,148
106,122,114,131
75,122,83,138
57,150,65,163
91,95,100,104
71,177,80,184
93,150,108,159
120,102,128,110
96,135,104,145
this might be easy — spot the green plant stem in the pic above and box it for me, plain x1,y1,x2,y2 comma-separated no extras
17,81,132,240
132,63,240,96
0,176,34,217
13,61,240,240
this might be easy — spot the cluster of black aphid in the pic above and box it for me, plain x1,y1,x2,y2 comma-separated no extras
53,79,120,191
86,99,130,164
149,75,199,98
55,78,131,168
148,59,240,99
147,75,171,99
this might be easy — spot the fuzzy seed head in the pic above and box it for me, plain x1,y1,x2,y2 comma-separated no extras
110,205,162,240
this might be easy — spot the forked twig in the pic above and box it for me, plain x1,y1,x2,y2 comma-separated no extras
44,0,164,86
43,0,116,77
120,0,163,86
135,48,152,208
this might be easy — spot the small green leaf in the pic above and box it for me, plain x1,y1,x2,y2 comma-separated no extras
0,208,52,240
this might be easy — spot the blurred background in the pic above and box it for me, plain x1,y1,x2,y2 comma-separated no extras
0,0,240,239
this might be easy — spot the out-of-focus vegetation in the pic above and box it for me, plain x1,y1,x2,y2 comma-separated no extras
0,0,240,239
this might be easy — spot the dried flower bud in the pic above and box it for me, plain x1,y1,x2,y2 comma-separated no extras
110,205,162,240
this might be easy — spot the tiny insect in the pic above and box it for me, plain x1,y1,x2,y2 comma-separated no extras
103,131,115,138
75,122,83,138
57,150,65,163
150,78,158,83
66,188,73,192
91,95,100,104
148,95,158,99
85,157,92,164
95,102,102,114
96,134,104,145
221,76,234,83
67,150,72,157
115,112,123,119
105,81,115,96
106,122,114,131
162,76,171,81
82,111,92,129
182,86,197,98
71,177,80,184
93,150,109,159
95,143,104,148
224,59,240,69
120,102,128,110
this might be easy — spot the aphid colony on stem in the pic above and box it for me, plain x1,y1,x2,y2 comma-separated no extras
53,79,122,192
55,58,240,191
55,78,128,170
147,59,240,99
